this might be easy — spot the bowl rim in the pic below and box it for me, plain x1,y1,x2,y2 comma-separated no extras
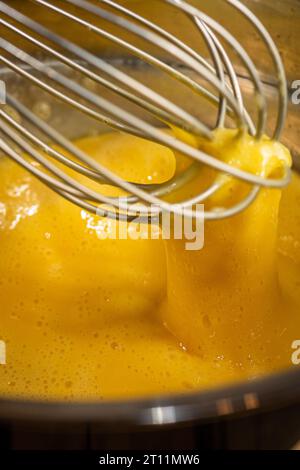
0,366,299,425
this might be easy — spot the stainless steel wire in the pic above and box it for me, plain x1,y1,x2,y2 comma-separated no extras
0,0,291,221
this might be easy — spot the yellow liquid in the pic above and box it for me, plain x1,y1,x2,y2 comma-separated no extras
0,130,299,401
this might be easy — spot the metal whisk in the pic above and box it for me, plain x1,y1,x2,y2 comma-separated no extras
0,0,291,221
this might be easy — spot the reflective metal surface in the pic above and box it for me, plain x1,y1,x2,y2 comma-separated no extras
0,0,299,449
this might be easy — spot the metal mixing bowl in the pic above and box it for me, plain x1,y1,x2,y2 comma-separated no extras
0,0,300,449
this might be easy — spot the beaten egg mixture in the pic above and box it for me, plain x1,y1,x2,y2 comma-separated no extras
0,129,300,400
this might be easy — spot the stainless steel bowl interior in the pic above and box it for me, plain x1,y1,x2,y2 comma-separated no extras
0,0,300,424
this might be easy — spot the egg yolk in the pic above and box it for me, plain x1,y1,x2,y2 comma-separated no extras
0,129,299,401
